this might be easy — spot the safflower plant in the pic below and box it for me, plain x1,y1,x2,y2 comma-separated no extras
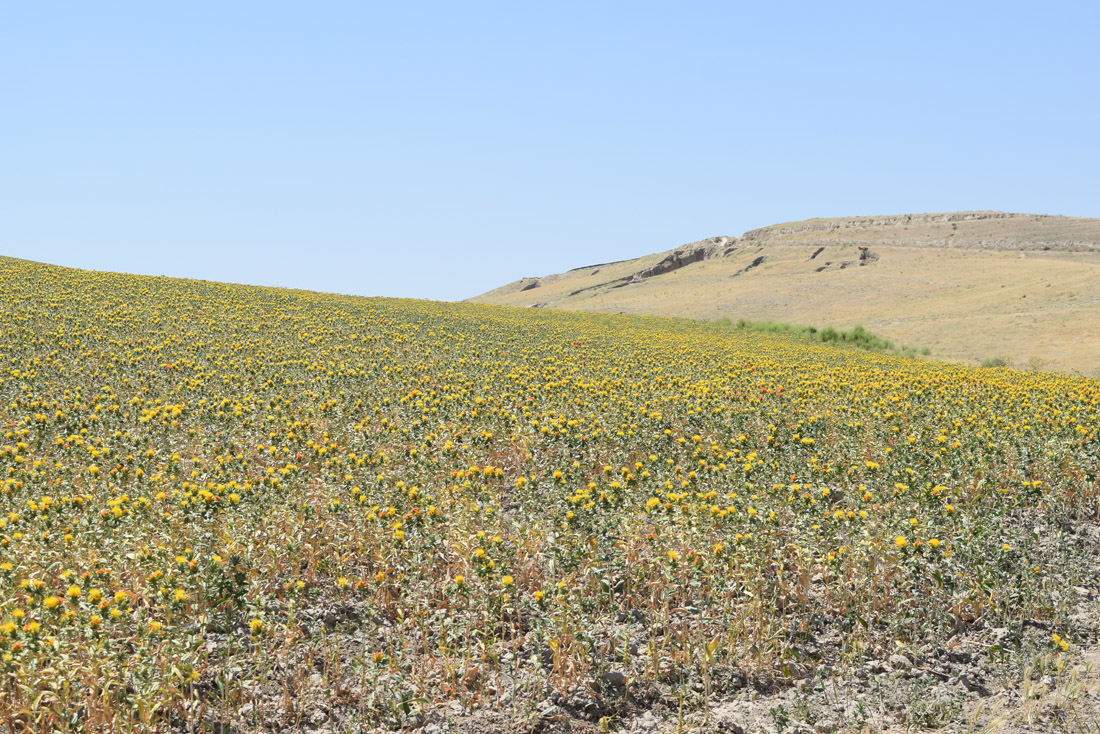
0,257,1095,730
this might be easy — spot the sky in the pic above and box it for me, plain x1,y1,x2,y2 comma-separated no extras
2,2,1098,302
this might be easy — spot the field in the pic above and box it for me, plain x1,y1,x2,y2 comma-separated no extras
2,256,1100,732
470,212,1100,376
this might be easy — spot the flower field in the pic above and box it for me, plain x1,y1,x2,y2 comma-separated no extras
1,256,1098,731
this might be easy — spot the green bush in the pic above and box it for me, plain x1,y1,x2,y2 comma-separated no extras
718,318,903,355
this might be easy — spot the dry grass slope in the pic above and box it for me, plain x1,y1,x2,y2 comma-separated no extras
469,212,1100,376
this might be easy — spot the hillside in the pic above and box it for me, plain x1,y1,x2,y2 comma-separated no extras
3,256,1100,732
469,211,1100,375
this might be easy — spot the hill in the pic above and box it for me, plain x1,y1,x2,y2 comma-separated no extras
469,211,1100,375
2,256,1100,731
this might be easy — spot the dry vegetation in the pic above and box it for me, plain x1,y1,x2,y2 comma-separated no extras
2,256,1100,733
469,212,1100,376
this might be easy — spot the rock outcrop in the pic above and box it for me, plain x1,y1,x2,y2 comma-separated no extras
739,211,1100,252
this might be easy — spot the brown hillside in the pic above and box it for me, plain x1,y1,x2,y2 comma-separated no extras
468,212,1100,375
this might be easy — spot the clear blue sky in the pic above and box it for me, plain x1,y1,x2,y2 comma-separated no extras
3,2,1098,301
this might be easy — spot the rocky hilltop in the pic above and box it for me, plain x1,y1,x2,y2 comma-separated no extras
738,211,1100,252
500,212,1100,302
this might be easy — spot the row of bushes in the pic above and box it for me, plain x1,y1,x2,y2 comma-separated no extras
711,317,932,358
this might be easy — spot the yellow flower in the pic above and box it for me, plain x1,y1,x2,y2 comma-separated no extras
43,596,62,609
249,618,263,634
501,575,514,586
895,536,908,549
454,575,464,585
67,585,82,598
173,589,187,602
